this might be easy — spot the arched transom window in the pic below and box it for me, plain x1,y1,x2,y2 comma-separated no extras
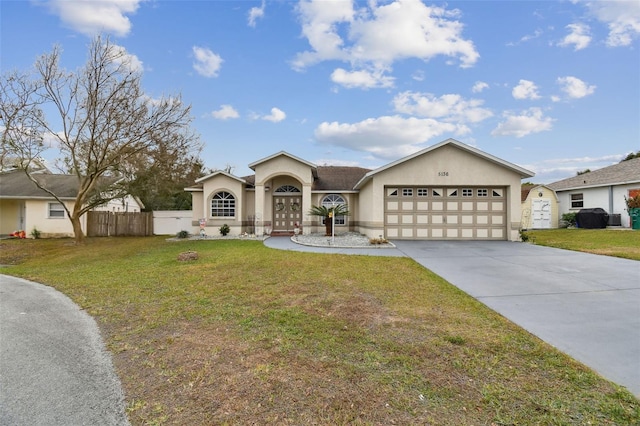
322,194,346,225
275,185,300,193
211,191,235,217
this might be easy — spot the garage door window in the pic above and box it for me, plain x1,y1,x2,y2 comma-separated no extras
402,188,413,197
492,189,503,197
387,188,398,196
432,189,442,197
417,188,428,197
478,189,488,197
462,189,473,197
447,189,458,197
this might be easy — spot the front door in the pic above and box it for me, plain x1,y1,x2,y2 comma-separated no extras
273,196,301,232
532,198,551,229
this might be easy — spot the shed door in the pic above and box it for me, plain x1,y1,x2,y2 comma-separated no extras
532,199,551,229
384,186,507,240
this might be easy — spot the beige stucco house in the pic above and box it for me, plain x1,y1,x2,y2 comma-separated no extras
187,139,534,241
520,184,559,230
0,170,143,238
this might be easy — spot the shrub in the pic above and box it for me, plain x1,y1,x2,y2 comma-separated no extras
561,212,577,228
625,194,640,210
30,227,41,239
369,236,389,245
519,230,531,242
176,230,190,239
219,224,230,236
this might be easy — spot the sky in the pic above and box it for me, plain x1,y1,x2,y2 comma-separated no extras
1,0,639,183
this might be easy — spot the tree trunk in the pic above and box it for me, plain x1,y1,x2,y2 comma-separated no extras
70,214,85,244
325,216,332,236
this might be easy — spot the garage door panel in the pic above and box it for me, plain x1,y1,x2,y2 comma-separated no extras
384,186,507,240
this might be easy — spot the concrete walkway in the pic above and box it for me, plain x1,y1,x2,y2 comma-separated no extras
0,275,129,426
265,237,640,397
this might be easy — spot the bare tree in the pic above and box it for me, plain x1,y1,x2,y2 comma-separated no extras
1,36,201,243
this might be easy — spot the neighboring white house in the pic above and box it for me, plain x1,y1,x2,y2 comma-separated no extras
0,169,143,237
548,157,640,228
186,138,535,241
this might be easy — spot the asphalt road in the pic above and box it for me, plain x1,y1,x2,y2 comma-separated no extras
0,274,129,426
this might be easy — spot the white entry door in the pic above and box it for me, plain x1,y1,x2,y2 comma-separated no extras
532,199,551,229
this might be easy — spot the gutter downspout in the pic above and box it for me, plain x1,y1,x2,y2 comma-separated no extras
608,185,614,214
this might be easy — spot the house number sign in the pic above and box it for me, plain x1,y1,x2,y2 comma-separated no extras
438,171,449,176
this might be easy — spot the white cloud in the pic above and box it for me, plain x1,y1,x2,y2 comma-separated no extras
392,92,493,124
491,108,554,138
585,0,640,47
512,80,541,100
330,68,395,89
45,0,143,37
315,115,463,160
262,107,286,123
472,81,489,93
211,105,239,120
248,1,265,27
558,23,591,50
293,0,479,88
523,154,625,183
557,76,596,99
192,46,223,78
108,44,144,72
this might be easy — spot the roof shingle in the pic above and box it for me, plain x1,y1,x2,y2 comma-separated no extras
548,157,640,191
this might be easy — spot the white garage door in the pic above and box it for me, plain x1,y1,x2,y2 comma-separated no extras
384,186,507,240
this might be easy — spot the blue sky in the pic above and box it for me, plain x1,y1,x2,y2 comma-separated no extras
1,0,639,183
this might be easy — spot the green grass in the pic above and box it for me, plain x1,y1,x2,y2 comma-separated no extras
526,228,640,260
1,236,638,425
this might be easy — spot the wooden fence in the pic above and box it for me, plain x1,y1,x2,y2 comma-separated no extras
87,211,154,237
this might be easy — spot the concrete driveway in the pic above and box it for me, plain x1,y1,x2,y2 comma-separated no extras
392,240,640,397
0,275,129,425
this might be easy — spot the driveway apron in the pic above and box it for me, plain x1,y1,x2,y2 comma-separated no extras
392,240,640,398
0,274,129,425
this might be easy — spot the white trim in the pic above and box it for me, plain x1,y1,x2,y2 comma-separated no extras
195,170,247,184
248,151,317,171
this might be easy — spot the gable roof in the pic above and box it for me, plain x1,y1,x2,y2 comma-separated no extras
248,151,318,176
354,138,534,189
548,157,640,191
194,170,247,185
0,170,79,199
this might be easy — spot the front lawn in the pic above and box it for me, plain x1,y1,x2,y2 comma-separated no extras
1,237,638,425
526,228,640,260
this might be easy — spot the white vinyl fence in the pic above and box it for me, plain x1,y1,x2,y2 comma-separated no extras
153,211,193,235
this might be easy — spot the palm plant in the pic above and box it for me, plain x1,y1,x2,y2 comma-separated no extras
308,204,350,236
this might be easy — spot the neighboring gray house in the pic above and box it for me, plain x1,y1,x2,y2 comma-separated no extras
548,157,640,228
0,170,143,237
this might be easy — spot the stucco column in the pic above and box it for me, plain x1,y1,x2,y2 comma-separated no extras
302,183,312,235
255,184,265,235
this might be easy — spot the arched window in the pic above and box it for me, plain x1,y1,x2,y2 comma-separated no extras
322,194,346,225
211,191,235,217
274,185,300,193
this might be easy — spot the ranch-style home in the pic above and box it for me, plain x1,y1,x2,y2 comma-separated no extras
548,157,640,228
0,169,143,238
187,138,534,241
